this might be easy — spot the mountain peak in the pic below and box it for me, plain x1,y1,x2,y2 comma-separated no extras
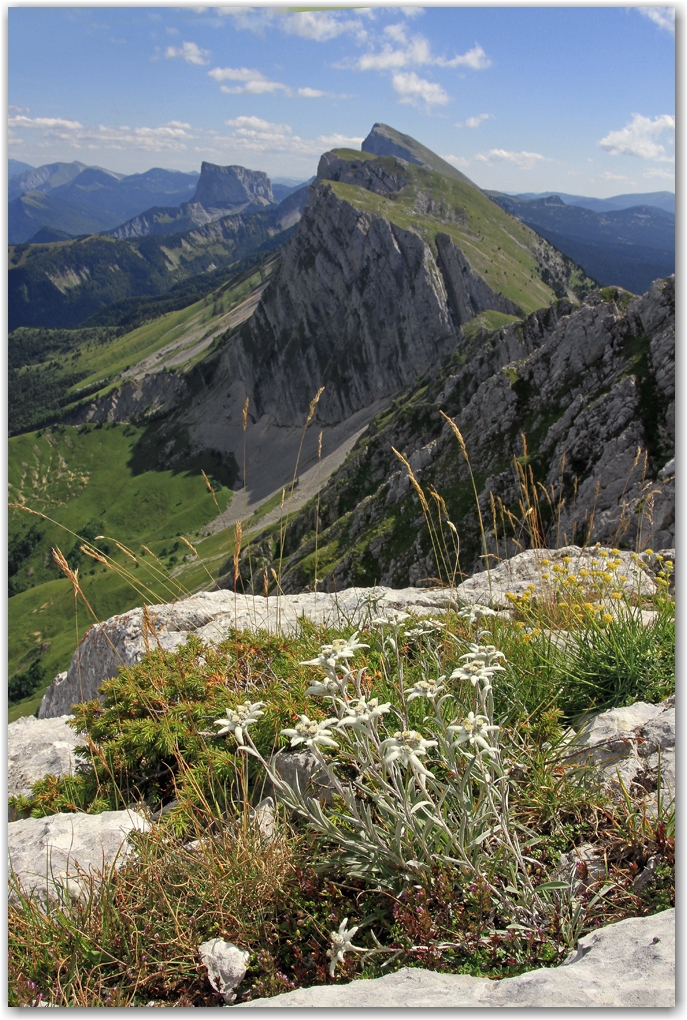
192,162,274,210
362,123,480,191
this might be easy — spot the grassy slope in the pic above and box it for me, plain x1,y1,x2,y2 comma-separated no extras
9,261,270,433
8,423,232,719
8,211,284,330
329,152,590,315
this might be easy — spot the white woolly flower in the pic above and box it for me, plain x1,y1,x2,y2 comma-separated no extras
407,677,446,702
450,662,495,687
380,730,437,778
370,610,410,628
458,605,498,627
461,644,506,667
300,651,338,679
304,676,341,698
337,696,391,733
320,632,369,661
281,714,339,750
327,918,365,976
213,702,265,745
405,619,445,639
449,712,500,756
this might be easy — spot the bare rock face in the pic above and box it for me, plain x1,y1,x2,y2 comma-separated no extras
8,715,85,816
436,232,522,325
8,809,150,905
192,162,274,212
237,909,674,1007
317,151,410,196
236,181,457,426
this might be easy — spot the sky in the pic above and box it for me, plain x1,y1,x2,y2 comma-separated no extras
8,4,676,196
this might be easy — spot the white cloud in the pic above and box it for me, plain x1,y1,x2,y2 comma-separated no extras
392,72,448,107
281,11,368,43
165,41,210,65
215,7,368,42
599,113,675,159
354,33,490,72
298,87,325,98
318,133,365,148
457,113,493,129
8,114,84,131
8,114,195,153
440,44,491,69
475,149,549,170
644,167,674,180
599,171,632,181
443,154,470,168
638,7,675,34
209,65,290,95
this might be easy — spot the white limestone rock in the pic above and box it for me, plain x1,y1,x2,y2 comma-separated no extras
8,809,150,905
36,546,658,719
8,715,86,816
198,939,249,1004
569,697,675,808
236,909,674,1008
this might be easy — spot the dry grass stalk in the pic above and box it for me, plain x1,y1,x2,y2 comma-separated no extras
201,469,219,510
439,410,492,593
233,521,243,593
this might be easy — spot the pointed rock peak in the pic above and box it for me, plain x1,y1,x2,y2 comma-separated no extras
361,123,480,191
192,162,275,210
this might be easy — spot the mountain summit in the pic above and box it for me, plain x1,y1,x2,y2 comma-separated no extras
191,162,274,211
362,122,479,190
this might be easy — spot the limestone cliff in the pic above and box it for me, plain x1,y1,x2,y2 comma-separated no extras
235,278,674,591
191,162,274,211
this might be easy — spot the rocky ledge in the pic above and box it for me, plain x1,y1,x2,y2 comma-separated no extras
237,909,674,1007
37,545,665,719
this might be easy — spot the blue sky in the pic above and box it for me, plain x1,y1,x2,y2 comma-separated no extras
8,4,675,196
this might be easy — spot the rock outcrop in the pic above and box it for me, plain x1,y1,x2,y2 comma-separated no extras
238,909,674,1007
264,277,674,589
8,809,150,905
436,231,522,325
570,697,675,810
8,715,85,817
191,162,274,212
37,546,659,718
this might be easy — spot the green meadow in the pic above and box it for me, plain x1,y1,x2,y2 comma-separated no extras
8,422,234,720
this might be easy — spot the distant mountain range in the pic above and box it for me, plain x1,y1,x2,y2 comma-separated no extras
487,192,674,294
8,161,201,243
507,190,674,215
7,158,311,245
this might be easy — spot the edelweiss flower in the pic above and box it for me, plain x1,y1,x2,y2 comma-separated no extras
449,712,499,756
213,702,265,744
461,644,506,668
300,651,338,680
304,676,341,698
337,696,391,732
281,714,339,750
320,631,369,661
450,661,494,687
407,677,446,702
370,610,410,628
327,918,365,976
380,730,437,778
458,605,498,627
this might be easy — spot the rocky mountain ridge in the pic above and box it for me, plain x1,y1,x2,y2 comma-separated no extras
106,162,281,240
233,276,674,591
